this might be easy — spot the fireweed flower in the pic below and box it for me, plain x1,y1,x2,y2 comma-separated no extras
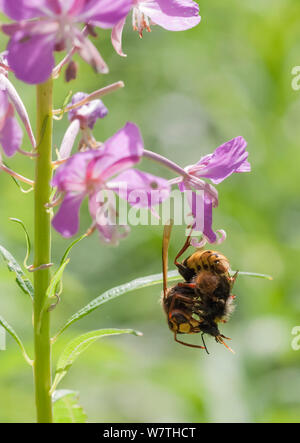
176,136,250,245
112,0,201,56
59,92,108,160
52,122,170,245
1,0,133,84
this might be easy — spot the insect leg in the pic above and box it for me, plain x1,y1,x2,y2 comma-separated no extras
201,333,209,355
167,292,196,320
230,271,239,288
215,335,235,354
178,282,196,290
174,234,191,267
162,221,173,299
174,332,205,350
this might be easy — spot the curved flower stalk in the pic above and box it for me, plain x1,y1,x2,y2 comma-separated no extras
58,92,108,160
112,0,201,56
1,0,133,83
52,122,170,244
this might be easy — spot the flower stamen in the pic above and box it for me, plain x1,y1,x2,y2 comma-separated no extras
132,7,151,38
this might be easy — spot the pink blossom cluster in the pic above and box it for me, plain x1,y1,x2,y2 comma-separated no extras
0,0,251,246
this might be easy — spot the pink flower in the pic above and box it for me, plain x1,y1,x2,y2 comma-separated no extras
112,0,201,57
185,136,251,184
1,0,132,84
52,122,170,244
58,91,109,160
179,137,250,244
68,92,108,129
0,88,22,157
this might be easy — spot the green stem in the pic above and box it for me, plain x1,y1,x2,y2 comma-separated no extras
33,79,53,423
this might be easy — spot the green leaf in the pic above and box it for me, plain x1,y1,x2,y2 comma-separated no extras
0,245,34,299
52,328,141,391
0,314,32,365
46,258,70,301
52,390,87,423
60,233,87,265
234,271,273,280
53,270,179,340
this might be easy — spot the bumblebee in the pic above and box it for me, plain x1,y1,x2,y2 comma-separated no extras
162,221,238,353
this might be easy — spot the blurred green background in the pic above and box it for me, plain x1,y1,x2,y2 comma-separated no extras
1,0,300,423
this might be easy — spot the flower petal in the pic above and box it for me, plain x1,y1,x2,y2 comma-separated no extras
188,136,250,184
0,0,55,20
89,192,130,246
76,32,109,74
140,0,201,31
0,114,22,157
78,0,132,28
92,122,144,181
110,169,170,208
201,193,218,243
52,150,97,192
6,28,56,84
111,18,127,57
0,89,9,125
52,192,84,238
58,119,80,160
181,182,220,244
189,190,218,243
0,74,36,147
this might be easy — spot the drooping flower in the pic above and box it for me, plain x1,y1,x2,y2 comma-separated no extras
52,122,170,244
0,55,35,152
1,0,133,84
58,91,108,160
178,137,250,245
112,0,201,57
0,88,23,157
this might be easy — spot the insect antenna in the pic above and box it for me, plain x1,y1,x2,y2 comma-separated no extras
162,219,173,299
174,233,191,267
